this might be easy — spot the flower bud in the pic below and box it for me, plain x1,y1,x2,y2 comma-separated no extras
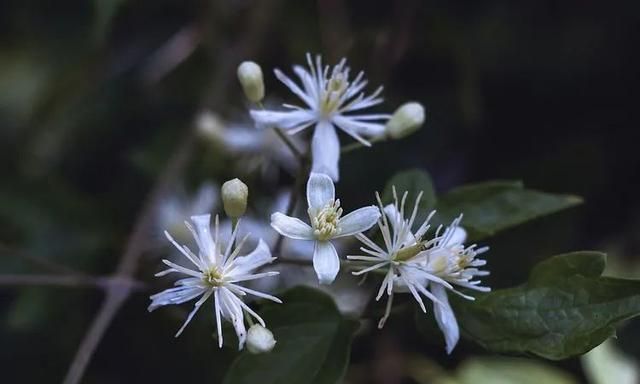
385,102,425,139
221,178,249,218
195,110,224,143
237,61,265,103
246,324,276,354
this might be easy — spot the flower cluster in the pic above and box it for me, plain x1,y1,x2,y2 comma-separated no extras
348,188,489,353
149,53,487,355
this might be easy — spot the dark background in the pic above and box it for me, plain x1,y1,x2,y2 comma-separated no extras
1,0,639,382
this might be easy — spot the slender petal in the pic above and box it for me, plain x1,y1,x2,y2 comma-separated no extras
431,283,459,354
227,239,273,277
332,114,386,137
250,109,315,131
313,240,340,284
270,213,314,240
311,121,340,181
336,206,380,237
306,172,336,210
190,214,216,263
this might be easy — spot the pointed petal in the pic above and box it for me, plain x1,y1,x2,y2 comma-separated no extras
311,121,340,181
306,171,335,210
270,212,314,240
250,109,315,131
336,206,380,237
313,241,340,284
274,68,315,108
227,239,274,276
333,114,386,137
445,227,467,247
190,214,216,261
431,283,459,354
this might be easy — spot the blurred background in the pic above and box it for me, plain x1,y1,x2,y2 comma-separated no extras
1,0,639,383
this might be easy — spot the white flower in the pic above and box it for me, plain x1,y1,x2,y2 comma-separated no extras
148,214,282,350
347,188,451,329
197,110,301,177
246,324,276,354
270,172,380,284
348,187,490,353
251,54,390,181
423,218,490,354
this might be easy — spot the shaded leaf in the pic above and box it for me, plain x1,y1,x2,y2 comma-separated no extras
435,181,582,240
223,287,359,384
450,252,640,360
383,169,437,219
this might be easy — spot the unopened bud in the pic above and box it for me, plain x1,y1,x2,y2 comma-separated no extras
237,61,265,103
246,324,276,354
386,102,425,139
195,110,224,142
222,178,249,218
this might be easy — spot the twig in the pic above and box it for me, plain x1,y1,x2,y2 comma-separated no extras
62,2,282,383
0,274,144,289
273,128,304,160
273,159,310,256
0,243,86,276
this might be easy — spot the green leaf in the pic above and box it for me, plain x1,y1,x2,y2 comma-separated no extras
434,181,582,240
450,251,640,360
383,169,437,215
454,357,578,384
223,287,359,384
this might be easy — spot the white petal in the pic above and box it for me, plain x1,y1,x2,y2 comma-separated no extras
190,214,216,261
445,227,467,247
227,239,274,276
332,114,386,137
250,109,315,131
306,171,335,210
274,68,315,108
311,121,340,181
431,283,459,354
313,241,340,284
336,206,380,237
218,288,247,350
270,212,314,240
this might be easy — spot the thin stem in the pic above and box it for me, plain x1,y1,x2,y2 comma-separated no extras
0,243,86,276
0,274,144,289
273,127,304,160
273,159,309,256
231,217,239,249
341,135,386,154
255,100,305,161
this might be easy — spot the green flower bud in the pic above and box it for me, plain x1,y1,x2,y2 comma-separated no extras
222,178,249,218
237,61,265,103
246,324,276,354
386,102,425,139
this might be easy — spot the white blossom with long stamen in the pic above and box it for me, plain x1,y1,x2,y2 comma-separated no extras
148,214,281,350
347,188,450,329
251,54,390,181
347,187,490,355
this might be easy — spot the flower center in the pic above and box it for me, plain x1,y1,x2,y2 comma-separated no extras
202,267,223,287
311,199,343,240
319,71,348,118
392,243,424,262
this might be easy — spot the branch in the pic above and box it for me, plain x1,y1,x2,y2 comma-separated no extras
0,274,144,289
